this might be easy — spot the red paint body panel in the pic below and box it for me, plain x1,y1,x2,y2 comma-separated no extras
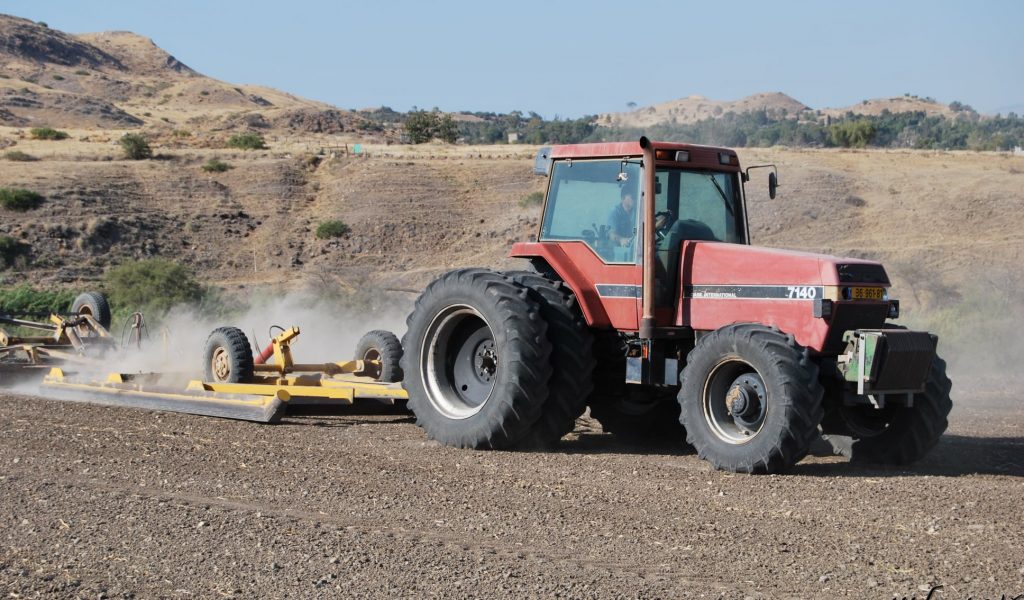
512,240,890,352
677,242,885,351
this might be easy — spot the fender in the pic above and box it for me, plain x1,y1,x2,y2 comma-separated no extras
510,241,618,328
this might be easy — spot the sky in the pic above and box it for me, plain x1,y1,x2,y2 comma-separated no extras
4,0,1023,117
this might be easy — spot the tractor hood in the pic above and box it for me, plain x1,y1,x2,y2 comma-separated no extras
681,241,890,289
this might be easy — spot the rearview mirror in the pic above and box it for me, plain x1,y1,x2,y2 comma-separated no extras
744,164,779,200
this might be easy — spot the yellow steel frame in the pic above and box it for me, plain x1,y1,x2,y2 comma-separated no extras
44,369,408,405
187,376,407,402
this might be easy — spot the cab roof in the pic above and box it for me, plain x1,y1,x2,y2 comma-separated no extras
548,140,737,161
540,139,741,173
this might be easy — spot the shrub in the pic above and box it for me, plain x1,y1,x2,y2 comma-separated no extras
29,127,69,140
0,188,44,211
104,258,203,315
4,150,38,162
518,191,544,208
201,158,232,173
0,285,76,314
119,133,152,160
315,220,350,239
227,133,267,150
52,74,64,81
0,235,22,267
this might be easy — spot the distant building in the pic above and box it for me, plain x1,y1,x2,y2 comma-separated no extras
1014,146,1024,156
508,133,519,144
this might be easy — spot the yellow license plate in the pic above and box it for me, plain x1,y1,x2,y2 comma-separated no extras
850,286,885,300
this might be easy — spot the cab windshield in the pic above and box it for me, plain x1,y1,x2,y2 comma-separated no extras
538,159,746,266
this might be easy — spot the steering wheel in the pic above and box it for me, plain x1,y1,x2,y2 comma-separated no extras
654,210,675,244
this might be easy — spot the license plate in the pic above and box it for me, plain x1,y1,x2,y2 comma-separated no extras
850,286,885,300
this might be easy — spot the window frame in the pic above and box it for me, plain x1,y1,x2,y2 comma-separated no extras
539,158,643,266
653,167,747,244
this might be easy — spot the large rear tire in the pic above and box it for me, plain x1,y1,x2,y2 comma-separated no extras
587,332,686,444
203,327,254,384
679,324,824,474
400,269,552,449
507,271,595,448
821,355,952,464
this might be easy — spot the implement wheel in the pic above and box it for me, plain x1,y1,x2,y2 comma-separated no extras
203,327,254,384
70,291,112,333
821,355,952,464
400,269,552,449
679,324,824,474
355,329,404,383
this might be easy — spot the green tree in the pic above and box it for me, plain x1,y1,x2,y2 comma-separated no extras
104,259,203,315
436,113,458,143
404,110,436,144
829,120,876,148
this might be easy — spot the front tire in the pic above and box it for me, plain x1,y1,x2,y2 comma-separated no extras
679,324,824,474
821,355,952,464
400,269,552,449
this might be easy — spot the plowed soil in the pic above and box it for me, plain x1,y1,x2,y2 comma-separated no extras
1,392,1020,599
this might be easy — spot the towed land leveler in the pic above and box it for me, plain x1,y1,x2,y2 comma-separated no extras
39,325,409,422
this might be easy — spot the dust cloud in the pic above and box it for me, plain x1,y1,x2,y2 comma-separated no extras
2,286,415,398
118,288,415,379
895,265,1024,400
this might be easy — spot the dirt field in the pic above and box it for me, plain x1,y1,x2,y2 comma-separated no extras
1,391,1020,599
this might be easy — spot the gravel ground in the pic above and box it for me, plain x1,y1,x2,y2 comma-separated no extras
0,391,1021,599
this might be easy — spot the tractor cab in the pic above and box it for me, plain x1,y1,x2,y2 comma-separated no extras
513,138,761,335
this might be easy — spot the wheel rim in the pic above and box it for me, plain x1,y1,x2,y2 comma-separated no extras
361,347,382,379
702,358,768,444
421,305,496,419
76,306,94,337
211,346,231,382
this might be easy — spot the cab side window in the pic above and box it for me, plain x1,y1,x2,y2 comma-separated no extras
539,159,642,264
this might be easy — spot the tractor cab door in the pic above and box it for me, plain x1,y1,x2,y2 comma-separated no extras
538,158,644,331
650,168,746,325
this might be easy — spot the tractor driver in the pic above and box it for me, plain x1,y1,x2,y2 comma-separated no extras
607,186,636,248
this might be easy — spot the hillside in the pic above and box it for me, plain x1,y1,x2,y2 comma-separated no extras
0,14,369,135
600,93,963,130
600,92,810,128
821,95,958,119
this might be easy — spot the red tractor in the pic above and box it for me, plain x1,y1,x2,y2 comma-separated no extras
399,137,951,473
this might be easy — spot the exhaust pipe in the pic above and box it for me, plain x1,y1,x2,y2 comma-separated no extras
639,136,656,339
